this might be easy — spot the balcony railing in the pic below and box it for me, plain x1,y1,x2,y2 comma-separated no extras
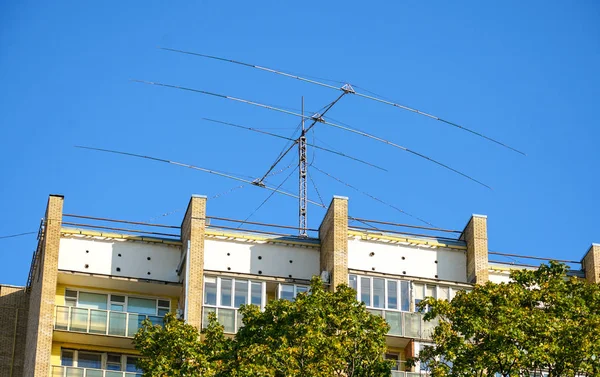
390,372,425,377
52,366,141,377
54,305,163,338
366,309,439,340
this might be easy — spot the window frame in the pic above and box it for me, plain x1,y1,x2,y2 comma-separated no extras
60,348,142,373
63,288,171,316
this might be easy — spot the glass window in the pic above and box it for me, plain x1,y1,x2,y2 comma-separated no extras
218,308,235,333
251,282,262,306
78,292,107,310
400,281,410,311
158,300,170,316
360,277,371,305
61,350,74,366
65,290,77,307
373,278,385,308
221,279,233,307
414,283,424,312
296,286,308,295
126,356,143,372
77,352,102,368
128,297,156,315
426,285,436,299
280,284,295,301
387,280,398,309
204,276,217,305
234,280,248,308
439,286,450,301
110,295,125,312
449,288,457,301
349,275,357,291
106,354,121,371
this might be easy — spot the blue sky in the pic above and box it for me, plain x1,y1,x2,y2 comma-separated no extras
1,1,598,286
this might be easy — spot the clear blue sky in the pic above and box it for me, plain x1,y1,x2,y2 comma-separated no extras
1,1,598,286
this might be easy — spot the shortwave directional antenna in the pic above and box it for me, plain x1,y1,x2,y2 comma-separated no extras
79,48,525,237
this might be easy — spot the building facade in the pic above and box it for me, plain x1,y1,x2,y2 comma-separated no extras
0,194,597,377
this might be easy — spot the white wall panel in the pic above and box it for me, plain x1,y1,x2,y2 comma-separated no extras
204,238,319,280
58,237,181,282
348,238,467,282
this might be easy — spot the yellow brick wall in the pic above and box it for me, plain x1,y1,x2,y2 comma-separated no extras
318,196,349,291
24,195,63,377
0,285,29,377
460,215,489,284
583,244,600,283
180,195,207,329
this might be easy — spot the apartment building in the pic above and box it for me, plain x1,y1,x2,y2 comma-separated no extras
0,194,598,377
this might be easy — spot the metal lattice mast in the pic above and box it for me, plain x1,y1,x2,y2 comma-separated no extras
298,96,308,237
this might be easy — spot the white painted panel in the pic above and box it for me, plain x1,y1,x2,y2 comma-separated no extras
348,238,467,282
488,271,511,284
58,237,181,282
204,238,319,280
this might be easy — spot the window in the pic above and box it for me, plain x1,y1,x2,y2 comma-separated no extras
106,354,121,371
61,350,74,366
387,280,398,309
128,297,156,315
203,276,307,333
61,349,142,373
250,282,262,306
63,289,170,317
203,276,266,333
234,280,248,308
360,277,371,305
75,352,102,368
373,278,385,308
204,276,217,305
110,295,125,311
126,356,142,373
78,292,107,310
280,284,295,301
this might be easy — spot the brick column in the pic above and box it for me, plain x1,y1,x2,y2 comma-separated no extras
318,196,348,291
23,194,63,377
459,214,489,284
404,340,415,372
582,244,600,283
180,195,206,329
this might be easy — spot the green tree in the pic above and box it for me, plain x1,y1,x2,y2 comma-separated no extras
409,262,600,377
134,277,393,377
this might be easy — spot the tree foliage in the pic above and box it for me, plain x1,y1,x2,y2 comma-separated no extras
409,262,600,377
134,277,392,377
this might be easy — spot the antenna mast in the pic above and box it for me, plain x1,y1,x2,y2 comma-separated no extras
299,96,308,237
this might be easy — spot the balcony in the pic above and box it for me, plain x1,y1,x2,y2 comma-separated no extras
367,310,439,340
52,366,141,377
54,305,163,338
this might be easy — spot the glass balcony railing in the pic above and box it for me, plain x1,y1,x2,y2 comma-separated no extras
390,372,425,377
52,366,141,377
366,309,439,340
54,305,163,338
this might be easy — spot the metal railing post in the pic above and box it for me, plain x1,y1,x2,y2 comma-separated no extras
105,309,110,335
86,308,91,333
67,306,72,331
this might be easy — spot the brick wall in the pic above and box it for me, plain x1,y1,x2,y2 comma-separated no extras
583,244,600,284
318,196,348,291
0,286,29,377
180,195,207,329
460,215,489,284
23,195,63,377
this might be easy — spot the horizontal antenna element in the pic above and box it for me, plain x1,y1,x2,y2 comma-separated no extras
75,145,325,208
133,80,491,189
159,47,525,155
